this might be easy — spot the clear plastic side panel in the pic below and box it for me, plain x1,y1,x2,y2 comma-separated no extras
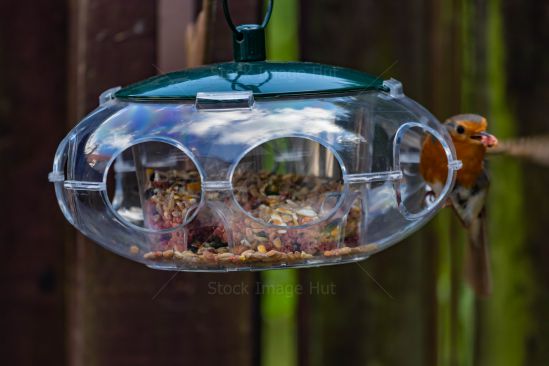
351,92,459,251
54,102,197,266
51,104,126,229
50,135,75,226
103,140,201,267
363,118,458,249
60,187,181,269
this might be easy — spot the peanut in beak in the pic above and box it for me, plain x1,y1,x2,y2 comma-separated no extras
472,131,498,148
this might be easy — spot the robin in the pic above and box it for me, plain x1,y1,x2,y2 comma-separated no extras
420,114,498,296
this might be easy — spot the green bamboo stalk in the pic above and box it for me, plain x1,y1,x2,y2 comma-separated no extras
266,0,299,62
435,209,453,366
261,2,300,366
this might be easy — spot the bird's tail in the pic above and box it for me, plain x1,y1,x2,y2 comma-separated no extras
464,208,492,297
490,135,549,167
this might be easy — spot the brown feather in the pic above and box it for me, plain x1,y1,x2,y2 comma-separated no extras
453,139,487,188
420,135,448,185
420,133,487,188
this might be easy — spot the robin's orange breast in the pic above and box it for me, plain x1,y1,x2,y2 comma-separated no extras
420,135,448,185
420,136,486,188
453,139,486,187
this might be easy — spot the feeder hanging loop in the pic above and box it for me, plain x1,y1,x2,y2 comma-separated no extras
222,0,274,62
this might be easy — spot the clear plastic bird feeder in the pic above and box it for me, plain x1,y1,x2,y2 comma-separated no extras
49,1,461,271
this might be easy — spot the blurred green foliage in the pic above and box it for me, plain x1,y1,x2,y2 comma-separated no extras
481,0,535,365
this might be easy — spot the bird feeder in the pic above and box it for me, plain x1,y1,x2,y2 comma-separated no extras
49,0,461,271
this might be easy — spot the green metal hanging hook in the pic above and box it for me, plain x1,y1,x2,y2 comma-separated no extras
222,0,274,62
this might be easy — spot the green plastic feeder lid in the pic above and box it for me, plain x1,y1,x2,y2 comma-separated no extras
114,62,388,101
115,1,388,102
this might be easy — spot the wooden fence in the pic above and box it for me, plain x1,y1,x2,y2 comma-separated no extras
0,0,548,365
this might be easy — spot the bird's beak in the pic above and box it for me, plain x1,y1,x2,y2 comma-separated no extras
472,131,498,148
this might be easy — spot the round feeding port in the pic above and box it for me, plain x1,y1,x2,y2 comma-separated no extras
232,137,344,228
106,141,202,230
394,123,451,219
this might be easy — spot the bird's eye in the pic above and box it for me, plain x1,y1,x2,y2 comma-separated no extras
456,125,465,134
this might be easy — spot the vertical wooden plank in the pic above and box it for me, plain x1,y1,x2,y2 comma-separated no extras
158,0,195,72
477,0,546,364
298,0,469,365
0,1,68,364
300,1,548,366
67,1,260,365
498,1,549,362
299,1,438,365
425,1,471,366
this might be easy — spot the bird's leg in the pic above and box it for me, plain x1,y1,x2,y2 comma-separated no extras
423,188,437,207
423,187,452,209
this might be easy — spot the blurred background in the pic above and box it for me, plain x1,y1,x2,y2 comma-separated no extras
1,0,548,365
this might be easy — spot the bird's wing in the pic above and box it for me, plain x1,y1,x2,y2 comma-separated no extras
489,135,549,167
449,172,489,227
450,172,492,296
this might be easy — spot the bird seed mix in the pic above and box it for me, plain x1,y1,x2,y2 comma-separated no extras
140,169,377,268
